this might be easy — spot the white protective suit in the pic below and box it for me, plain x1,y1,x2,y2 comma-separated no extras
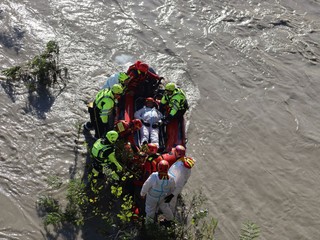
134,106,163,146
140,172,175,223
168,159,191,213
101,72,120,89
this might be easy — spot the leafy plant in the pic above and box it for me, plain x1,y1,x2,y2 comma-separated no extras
173,190,218,240
37,195,64,228
64,178,88,225
45,175,63,190
43,212,63,227
240,221,260,240
1,40,67,91
37,195,60,214
117,195,134,223
1,66,21,80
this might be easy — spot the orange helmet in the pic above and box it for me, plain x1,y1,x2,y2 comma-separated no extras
147,143,158,154
184,157,195,169
158,160,169,173
175,145,186,158
132,119,142,129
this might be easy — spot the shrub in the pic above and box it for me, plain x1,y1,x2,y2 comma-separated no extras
1,40,67,91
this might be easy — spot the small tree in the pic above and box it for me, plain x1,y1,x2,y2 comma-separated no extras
1,40,67,91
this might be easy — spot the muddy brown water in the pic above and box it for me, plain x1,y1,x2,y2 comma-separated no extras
0,0,320,239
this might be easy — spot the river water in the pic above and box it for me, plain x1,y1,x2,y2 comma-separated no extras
0,0,320,239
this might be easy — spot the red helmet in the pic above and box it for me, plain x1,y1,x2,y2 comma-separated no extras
158,160,169,173
132,119,142,129
183,157,195,169
139,63,148,73
147,143,158,154
145,97,155,105
175,145,186,158
135,61,149,73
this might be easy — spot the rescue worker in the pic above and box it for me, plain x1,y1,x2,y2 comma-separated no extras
126,60,163,97
165,146,195,214
140,160,175,224
84,84,124,138
134,97,163,146
161,144,186,166
160,82,188,124
101,72,130,91
133,143,162,187
114,119,142,153
90,130,123,179
142,143,163,183
114,119,142,139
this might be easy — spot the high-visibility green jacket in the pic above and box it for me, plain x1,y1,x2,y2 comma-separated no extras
94,89,115,123
91,138,122,172
160,88,187,117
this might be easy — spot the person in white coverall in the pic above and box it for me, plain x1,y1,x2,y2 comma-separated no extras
165,146,196,214
134,97,163,146
101,72,130,90
140,160,175,224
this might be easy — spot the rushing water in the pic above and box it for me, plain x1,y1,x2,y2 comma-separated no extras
1,0,320,239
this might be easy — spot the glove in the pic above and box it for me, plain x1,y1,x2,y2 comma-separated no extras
163,119,170,125
141,120,150,127
159,103,165,113
152,120,163,128
161,116,167,125
162,115,172,125
164,194,174,203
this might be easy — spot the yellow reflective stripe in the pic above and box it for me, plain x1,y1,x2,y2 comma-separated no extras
100,109,112,116
117,122,125,132
184,157,195,168
171,99,180,111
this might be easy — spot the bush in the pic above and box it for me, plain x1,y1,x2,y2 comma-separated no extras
1,40,67,91
38,173,261,239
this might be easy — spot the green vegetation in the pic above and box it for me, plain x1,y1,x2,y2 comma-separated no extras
45,175,63,190
240,221,261,240
37,172,260,239
20,42,260,240
1,40,67,91
37,132,260,239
